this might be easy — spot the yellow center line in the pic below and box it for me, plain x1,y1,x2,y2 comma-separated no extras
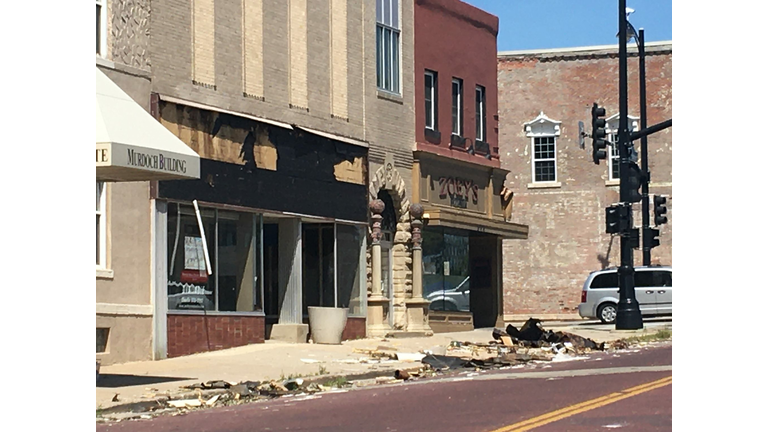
489,376,672,432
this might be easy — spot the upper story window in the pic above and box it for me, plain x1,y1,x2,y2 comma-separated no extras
96,181,107,267
96,0,107,57
452,78,463,136
605,114,640,182
475,85,486,142
424,70,436,130
524,112,561,184
376,0,400,94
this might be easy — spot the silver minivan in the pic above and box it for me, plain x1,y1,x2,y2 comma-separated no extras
578,266,672,323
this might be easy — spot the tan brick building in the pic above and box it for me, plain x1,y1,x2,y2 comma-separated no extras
497,42,672,320
97,0,420,363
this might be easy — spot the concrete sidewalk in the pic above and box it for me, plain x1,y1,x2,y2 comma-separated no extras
96,320,671,411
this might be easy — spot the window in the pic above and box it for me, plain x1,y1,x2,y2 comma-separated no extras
589,272,618,289
452,78,463,136
608,133,621,181
96,182,106,267
475,85,486,142
533,136,557,182
96,0,107,57
424,71,436,130
96,328,109,353
605,114,640,182
376,0,400,93
423,228,471,312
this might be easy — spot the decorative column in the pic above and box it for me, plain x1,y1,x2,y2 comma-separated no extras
405,203,433,335
367,199,390,336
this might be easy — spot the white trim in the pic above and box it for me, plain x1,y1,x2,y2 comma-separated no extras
452,78,462,136
425,70,436,130
524,111,562,137
531,136,558,184
96,181,107,268
475,85,486,141
96,0,108,58
96,303,154,316
96,268,114,279
498,41,672,57
527,181,562,189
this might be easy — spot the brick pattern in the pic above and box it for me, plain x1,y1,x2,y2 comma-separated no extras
192,0,216,87
167,314,265,358
497,47,672,317
340,317,367,341
330,0,348,119
289,0,308,109
242,0,264,98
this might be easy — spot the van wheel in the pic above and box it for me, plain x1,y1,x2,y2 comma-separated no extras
598,303,617,324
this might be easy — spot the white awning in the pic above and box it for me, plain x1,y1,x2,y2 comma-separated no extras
96,67,200,182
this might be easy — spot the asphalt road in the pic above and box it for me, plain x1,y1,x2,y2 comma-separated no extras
98,342,672,432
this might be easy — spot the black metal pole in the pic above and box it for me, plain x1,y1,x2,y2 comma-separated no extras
639,29,650,266
616,0,643,330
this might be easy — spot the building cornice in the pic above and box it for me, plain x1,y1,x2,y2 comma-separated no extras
498,41,672,61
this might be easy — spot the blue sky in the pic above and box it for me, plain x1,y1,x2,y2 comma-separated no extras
461,0,672,51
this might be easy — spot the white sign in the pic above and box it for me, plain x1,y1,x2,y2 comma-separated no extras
184,236,206,271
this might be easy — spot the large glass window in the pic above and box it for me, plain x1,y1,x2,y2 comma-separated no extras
167,204,263,312
336,224,365,315
376,0,400,93
423,228,471,312
96,181,106,267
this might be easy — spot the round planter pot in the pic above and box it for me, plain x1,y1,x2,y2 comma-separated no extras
308,306,348,345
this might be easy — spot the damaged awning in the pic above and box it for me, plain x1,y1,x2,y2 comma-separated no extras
96,67,200,182
422,206,528,239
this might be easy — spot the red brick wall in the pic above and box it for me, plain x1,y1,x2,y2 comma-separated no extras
414,0,501,166
497,46,672,316
340,317,367,341
167,314,265,358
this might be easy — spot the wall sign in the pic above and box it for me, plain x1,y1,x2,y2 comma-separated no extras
438,176,480,209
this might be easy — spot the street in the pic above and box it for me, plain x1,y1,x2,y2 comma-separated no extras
98,342,671,432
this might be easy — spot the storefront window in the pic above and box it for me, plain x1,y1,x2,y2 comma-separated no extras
337,224,365,315
423,228,471,312
167,204,263,312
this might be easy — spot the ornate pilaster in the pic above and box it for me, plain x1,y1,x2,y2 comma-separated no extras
367,199,391,336
406,203,433,335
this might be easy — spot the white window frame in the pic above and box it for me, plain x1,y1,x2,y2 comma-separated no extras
532,136,558,183
96,181,107,268
96,0,107,58
424,70,436,130
605,114,640,183
376,0,401,94
475,85,486,142
452,78,463,136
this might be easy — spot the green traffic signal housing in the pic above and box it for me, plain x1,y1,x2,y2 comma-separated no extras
591,103,607,164
654,195,668,225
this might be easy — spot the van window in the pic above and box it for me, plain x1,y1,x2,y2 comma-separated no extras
635,271,655,288
656,271,672,287
590,273,618,289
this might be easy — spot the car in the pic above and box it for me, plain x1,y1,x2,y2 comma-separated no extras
578,266,672,324
426,276,471,312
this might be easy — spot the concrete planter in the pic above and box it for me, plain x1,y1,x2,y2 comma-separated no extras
308,306,348,345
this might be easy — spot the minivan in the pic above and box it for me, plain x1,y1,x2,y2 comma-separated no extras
578,266,672,323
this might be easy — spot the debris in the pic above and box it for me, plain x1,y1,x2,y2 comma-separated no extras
167,399,202,408
300,358,321,364
229,384,251,399
396,352,426,362
421,354,470,371
184,380,231,390
282,378,304,391
205,395,221,406
499,336,514,347
394,370,411,380
112,394,120,402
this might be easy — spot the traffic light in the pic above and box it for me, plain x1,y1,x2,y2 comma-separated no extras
644,227,661,250
654,195,668,226
625,162,644,203
591,103,608,164
605,204,631,234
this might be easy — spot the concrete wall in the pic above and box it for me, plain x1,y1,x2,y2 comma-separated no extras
497,44,672,317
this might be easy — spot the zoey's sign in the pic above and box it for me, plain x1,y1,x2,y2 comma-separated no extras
438,177,479,209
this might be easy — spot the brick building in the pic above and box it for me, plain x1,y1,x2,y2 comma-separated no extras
411,0,527,332
497,42,672,319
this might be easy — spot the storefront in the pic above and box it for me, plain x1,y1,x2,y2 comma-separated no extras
413,152,527,331
154,99,369,356
96,67,200,365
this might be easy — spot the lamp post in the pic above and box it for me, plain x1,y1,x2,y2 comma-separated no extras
616,0,643,330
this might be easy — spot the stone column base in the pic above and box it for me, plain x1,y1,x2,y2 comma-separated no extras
270,323,309,343
405,298,433,336
367,296,392,337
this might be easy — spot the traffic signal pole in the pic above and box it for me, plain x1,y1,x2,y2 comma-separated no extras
616,0,643,330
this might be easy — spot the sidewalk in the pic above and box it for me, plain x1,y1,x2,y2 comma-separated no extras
96,320,671,411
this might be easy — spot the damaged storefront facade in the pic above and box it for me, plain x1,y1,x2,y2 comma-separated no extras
154,100,369,356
